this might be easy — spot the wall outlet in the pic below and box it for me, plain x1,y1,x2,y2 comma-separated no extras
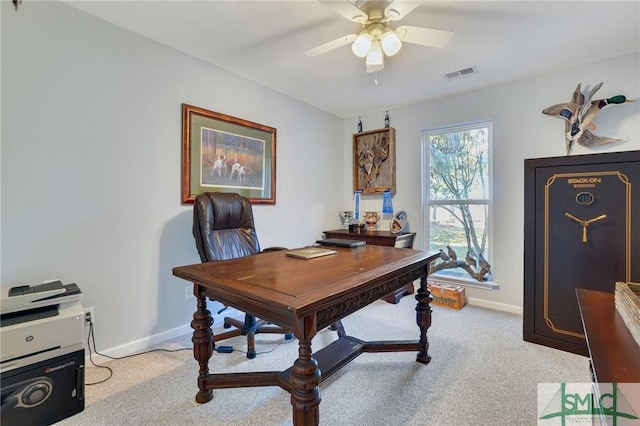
84,306,95,326
184,285,192,300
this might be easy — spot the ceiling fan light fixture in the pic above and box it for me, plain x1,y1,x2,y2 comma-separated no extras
352,32,372,58
381,30,402,56
366,40,384,66
366,58,384,74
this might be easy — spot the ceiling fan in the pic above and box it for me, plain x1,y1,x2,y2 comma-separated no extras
305,0,454,73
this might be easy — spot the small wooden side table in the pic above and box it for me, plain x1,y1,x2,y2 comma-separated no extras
322,229,417,304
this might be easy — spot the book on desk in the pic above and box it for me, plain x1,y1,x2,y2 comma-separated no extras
285,247,338,259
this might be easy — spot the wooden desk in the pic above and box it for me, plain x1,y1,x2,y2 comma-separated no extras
173,245,439,426
322,229,417,303
576,289,640,383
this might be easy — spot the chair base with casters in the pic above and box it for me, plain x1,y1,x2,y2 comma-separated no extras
215,314,294,359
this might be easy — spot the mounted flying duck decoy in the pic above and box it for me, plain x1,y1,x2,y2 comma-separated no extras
542,82,634,155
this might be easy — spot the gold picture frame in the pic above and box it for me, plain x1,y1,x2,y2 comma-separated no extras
353,127,396,194
181,104,276,204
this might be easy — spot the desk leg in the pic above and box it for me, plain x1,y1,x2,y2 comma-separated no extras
191,291,214,403
415,275,433,364
290,317,321,426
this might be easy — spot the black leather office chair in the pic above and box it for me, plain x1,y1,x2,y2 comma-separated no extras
192,192,292,359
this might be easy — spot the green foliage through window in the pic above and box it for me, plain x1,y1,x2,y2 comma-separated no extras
423,122,492,277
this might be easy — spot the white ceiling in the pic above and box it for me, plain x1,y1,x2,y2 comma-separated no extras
63,1,640,118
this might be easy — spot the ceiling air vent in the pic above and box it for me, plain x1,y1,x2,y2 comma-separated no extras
444,66,479,80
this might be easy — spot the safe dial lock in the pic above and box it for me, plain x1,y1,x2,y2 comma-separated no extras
564,212,607,243
1,377,54,410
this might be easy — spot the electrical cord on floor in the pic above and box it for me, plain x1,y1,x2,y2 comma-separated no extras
214,335,297,356
85,320,113,385
84,318,296,385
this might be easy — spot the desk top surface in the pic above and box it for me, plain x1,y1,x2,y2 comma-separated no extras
576,288,640,383
174,245,437,318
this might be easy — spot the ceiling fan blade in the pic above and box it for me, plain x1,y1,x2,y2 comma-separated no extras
305,34,357,57
395,25,454,48
319,0,368,23
384,1,421,21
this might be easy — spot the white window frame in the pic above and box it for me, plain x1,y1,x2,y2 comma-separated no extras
421,120,496,290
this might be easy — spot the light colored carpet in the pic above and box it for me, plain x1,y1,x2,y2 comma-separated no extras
58,296,590,425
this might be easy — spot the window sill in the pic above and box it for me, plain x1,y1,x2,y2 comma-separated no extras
428,271,498,290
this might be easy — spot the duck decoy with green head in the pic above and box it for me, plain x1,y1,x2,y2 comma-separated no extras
542,82,634,155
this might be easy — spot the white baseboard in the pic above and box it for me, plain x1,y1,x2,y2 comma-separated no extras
85,301,522,365
467,297,523,315
85,309,243,365
85,323,192,365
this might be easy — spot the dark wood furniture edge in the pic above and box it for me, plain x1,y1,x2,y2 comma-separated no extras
576,288,640,383
522,157,537,344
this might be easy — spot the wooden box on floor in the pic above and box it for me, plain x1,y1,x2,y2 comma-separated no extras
427,282,465,310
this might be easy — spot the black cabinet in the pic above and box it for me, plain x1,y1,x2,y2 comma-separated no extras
523,151,640,355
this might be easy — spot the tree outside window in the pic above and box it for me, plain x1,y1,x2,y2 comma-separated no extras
423,121,492,281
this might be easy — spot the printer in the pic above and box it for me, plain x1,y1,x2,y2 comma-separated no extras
1,280,85,426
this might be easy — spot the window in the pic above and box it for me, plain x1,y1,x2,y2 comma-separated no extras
422,121,494,286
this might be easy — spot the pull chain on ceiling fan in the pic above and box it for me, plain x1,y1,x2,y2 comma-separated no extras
305,0,455,73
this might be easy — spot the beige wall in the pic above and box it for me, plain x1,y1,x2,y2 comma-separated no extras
1,1,343,355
